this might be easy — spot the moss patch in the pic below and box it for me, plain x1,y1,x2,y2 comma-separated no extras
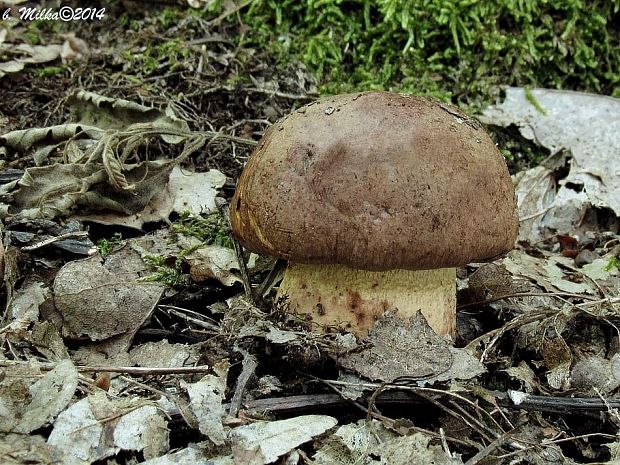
237,0,620,109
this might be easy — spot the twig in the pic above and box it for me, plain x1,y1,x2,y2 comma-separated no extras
414,390,495,444
224,205,255,303
457,291,597,310
158,304,220,331
493,389,620,414
466,308,559,362
439,427,451,458
0,359,211,376
244,87,318,101
465,430,517,465
255,259,286,299
208,0,254,25
316,378,478,449
21,231,91,252
230,350,258,417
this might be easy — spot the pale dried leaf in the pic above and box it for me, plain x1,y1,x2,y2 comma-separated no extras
47,395,113,463
3,281,48,336
482,88,620,242
17,359,78,433
68,90,190,140
0,434,70,465
142,444,234,465
0,124,103,153
369,433,463,465
313,420,396,465
60,34,88,63
29,321,69,361
505,361,538,393
185,243,242,286
48,392,168,463
0,44,62,77
230,415,337,465
503,249,596,295
0,359,78,433
570,355,620,395
582,258,620,281
265,324,298,344
181,361,229,445
168,167,226,215
13,43,62,63
113,405,170,460
130,340,200,368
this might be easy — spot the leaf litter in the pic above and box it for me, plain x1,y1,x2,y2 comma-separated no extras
1,14,620,464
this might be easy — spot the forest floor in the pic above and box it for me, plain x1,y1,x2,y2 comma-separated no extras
1,2,620,464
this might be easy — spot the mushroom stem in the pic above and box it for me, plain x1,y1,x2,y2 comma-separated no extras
277,263,456,339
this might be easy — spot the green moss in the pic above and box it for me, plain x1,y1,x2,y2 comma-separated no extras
142,254,188,288
122,38,191,76
172,210,233,249
524,88,548,116
34,66,68,78
97,233,124,257
233,0,620,109
605,256,620,272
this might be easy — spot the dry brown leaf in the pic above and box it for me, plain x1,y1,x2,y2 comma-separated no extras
52,246,164,341
339,311,484,383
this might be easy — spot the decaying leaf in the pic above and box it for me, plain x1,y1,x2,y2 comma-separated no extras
113,405,170,460
0,91,205,222
482,88,620,242
141,444,234,465
2,281,49,338
570,354,620,395
313,420,397,465
129,340,201,368
517,309,574,390
0,123,103,153
185,242,242,287
0,43,62,78
60,33,89,63
230,415,337,464
339,312,484,383
505,361,539,393
72,167,227,229
2,160,174,221
181,361,229,446
0,433,66,465
52,245,164,342
68,90,190,141
28,320,69,361
502,249,597,295
48,391,169,463
368,434,463,465
0,359,78,433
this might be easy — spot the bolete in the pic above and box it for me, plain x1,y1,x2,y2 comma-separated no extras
231,92,518,338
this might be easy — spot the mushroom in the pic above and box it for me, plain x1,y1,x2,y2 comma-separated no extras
231,92,518,338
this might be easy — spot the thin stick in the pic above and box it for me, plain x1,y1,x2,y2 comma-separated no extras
223,205,255,302
21,231,91,251
457,291,597,310
0,359,210,376
230,351,258,417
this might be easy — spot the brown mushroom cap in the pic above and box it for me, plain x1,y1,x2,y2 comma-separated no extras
231,92,518,271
